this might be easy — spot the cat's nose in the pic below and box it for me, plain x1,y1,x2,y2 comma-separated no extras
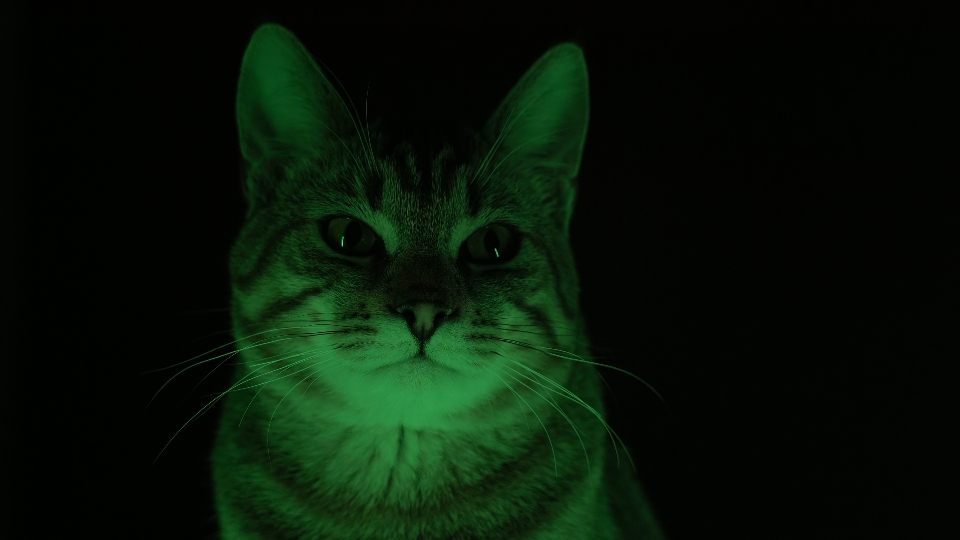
394,302,454,343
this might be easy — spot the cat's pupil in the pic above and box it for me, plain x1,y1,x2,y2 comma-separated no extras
484,229,501,259
342,221,362,249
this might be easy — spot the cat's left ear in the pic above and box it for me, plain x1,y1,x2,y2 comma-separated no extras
483,43,589,183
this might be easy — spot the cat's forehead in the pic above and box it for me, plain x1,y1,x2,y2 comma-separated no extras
371,144,471,212
287,142,523,256
364,144,507,255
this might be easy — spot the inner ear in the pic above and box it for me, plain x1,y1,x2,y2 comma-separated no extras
236,24,356,165
482,43,590,181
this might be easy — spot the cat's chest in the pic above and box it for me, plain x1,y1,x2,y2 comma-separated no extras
282,421,519,507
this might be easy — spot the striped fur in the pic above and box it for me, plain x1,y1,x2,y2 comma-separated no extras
213,24,664,539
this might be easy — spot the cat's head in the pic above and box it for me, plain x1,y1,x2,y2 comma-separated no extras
229,24,591,428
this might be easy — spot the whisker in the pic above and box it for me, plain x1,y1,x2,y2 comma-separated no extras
145,334,299,408
266,359,347,465
487,318,581,333
364,82,375,170
173,313,345,351
157,345,342,460
502,354,633,473
484,365,556,476
142,322,340,374
473,92,520,184
493,325,578,339
493,344,592,480
477,86,554,185
311,57,375,172
485,129,570,182
179,348,243,408
231,347,337,398
145,325,352,407
185,349,325,427
298,365,328,403
491,337,666,406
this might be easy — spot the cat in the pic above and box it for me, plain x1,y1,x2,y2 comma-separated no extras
211,23,665,540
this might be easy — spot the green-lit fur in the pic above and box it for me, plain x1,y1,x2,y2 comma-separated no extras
213,24,664,540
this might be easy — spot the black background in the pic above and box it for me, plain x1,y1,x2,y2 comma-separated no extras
3,3,956,539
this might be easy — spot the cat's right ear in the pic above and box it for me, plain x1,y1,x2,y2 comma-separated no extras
235,24,351,166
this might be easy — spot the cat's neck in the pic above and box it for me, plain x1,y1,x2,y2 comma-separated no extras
224,358,600,505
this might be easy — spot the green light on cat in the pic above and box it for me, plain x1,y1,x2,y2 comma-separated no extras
210,23,666,540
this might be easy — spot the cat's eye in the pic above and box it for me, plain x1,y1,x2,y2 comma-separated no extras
462,225,520,264
320,217,379,256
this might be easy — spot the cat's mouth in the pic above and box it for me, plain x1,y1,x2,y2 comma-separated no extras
372,355,456,374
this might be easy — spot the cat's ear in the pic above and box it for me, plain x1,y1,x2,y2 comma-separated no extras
483,43,589,183
236,24,352,164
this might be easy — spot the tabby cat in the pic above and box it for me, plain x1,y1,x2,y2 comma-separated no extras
212,23,664,540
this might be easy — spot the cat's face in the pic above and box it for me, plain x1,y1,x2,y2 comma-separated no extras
229,25,590,429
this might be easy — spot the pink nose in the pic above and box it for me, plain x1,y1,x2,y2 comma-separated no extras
395,302,454,342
